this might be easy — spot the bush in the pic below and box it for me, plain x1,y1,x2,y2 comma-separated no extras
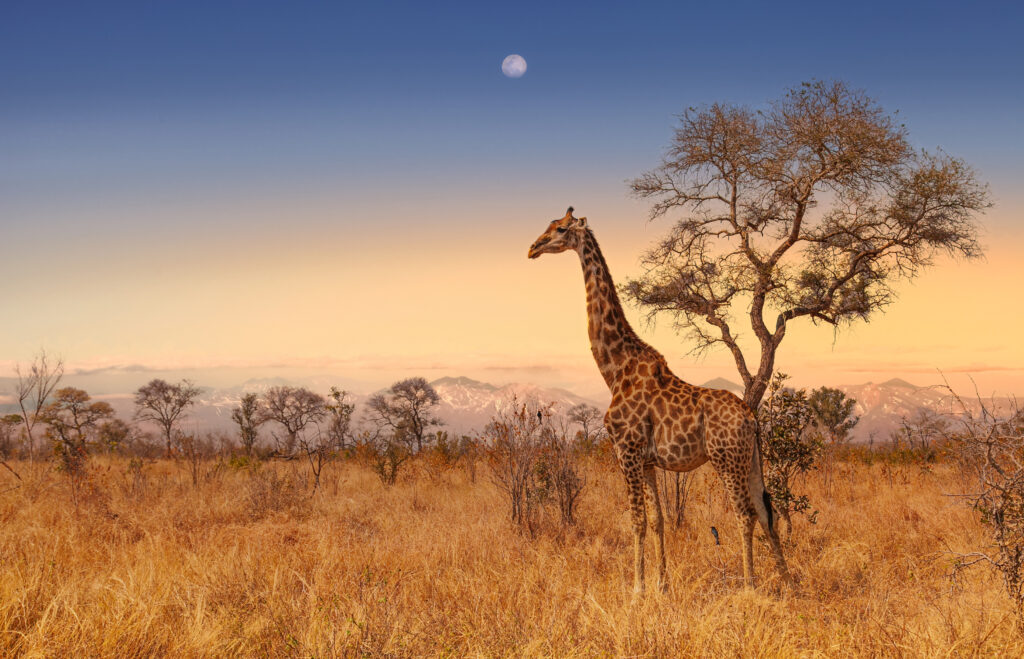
356,429,412,486
246,468,307,520
484,397,586,534
947,392,1024,628
759,373,823,538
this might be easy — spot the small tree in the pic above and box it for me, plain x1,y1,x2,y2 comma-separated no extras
358,426,413,486
1,414,23,486
567,403,606,454
758,373,823,539
40,387,114,503
365,377,443,453
626,80,990,410
97,418,135,454
893,407,950,454
231,392,265,457
298,426,336,493
0,414,22,459
13,350,64,461
261,386,327,456
175,431,205,488
809,387,859,445
808,386,859,489
260,386,334,491
134,379,202,457
325,387,356,451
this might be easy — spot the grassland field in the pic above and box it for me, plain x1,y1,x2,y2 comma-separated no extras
1,454,1020,657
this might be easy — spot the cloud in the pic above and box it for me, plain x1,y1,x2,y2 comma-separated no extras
482,364,559,373
841,363,1024,374
71,364,158,376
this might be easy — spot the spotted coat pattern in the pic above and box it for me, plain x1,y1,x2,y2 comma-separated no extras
529,208,793,592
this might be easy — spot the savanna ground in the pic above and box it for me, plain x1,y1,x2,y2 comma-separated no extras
1,454,1020,657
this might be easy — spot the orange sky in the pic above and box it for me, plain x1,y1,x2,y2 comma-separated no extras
2,193,1021,399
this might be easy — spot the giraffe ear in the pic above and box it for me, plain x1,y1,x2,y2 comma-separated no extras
577,216,588,228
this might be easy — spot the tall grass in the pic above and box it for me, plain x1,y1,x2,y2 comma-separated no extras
0,456,1019,656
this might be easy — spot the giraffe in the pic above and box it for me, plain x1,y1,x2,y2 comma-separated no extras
528,207,792,593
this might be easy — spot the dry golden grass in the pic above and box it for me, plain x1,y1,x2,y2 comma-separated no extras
1,456,1020,657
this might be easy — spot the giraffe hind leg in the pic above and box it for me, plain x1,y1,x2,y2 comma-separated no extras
749,445,796,587
710,463,759,588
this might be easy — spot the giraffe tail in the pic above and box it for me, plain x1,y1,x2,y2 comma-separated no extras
749,422,775,533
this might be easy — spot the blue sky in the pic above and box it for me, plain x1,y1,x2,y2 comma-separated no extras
4,0,1021,208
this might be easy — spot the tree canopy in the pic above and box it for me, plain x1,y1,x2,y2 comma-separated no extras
626,80,990,408
365,377,443,453
134,378,202,456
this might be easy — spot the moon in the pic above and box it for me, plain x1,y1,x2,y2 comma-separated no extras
501,54,527,78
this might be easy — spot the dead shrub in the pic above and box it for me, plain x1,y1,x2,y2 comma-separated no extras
485,396,586,534
245,468,307,520
946,390,1024,629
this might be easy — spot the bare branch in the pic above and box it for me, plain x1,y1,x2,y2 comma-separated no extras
624,80,989,408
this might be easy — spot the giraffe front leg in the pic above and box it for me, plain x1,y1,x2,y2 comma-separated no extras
609,416,649,596
618,458,648,595
622,466,647,593
642,466,668,593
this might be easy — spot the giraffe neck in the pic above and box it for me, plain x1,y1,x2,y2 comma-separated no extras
577,229,645,387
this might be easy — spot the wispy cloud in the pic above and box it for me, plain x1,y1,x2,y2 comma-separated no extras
842,363,1024,374
71,364,158,376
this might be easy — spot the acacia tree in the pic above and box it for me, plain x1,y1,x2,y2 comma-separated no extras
626,80,990,409
325,387,356,451
567,403,605,453
808,386,859,489
41,387,114,501
365,377,443,453
808,387,859,445
231,392,265,457
261,386,327,456
96,418,135,454
134,379,202,457
13,350,64,461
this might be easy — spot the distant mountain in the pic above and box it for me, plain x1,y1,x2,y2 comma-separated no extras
428,377,602,432
700,377,744,395
878,377,918,389
831,379,949,443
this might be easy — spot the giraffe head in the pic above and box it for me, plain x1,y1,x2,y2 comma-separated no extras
527,206,588,259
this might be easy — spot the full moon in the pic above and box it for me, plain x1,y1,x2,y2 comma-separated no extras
501,54,527,78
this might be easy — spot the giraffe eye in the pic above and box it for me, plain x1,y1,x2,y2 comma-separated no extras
556,227,567,233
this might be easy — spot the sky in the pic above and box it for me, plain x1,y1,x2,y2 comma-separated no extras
2,0,1023,399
